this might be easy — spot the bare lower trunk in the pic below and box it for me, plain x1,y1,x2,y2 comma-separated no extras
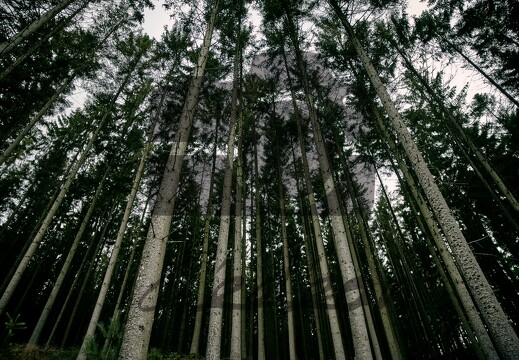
276,138,296,360
372,107,497,359
283,48,345,360
330,3,519,358
254,128,266,360
189,121,219,355
77,140,150,360
118,4,218,359
206,28,240,359
27,166,110,348
283,15,371,357
0,71,127,316
230,100,244,360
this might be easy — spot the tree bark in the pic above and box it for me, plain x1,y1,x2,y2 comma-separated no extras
118,3,218,359
0,0,81,55
27,165,110,348
0,67,131,316
388,33,519,212
206,24,241,359
283,12,372,358
372,105,498,359
329,3,519,357
254,124,266,360
276,135,297,360
230,120,244,359
77,135,150,360
283,48,346,360
190,119,220,355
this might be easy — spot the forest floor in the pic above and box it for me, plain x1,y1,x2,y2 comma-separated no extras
4,345,206,359
5,344,78,359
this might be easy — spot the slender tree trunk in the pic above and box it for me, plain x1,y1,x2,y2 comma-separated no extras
328,0,519,349
0,1,90,80
111,204,147,316
0,66,132,316
283,14,372,357
255,135,266,360
367,68,502,360
230,116,244,359
0,148,80,295
275,130,296,360
292,165,324,360
77,137,150,360
62,210,113,348
45,204,116,348
0,78,73,166
334,133,402,359
0,14,127,164
283,48,346,360
438,34,519,108
118,4,218,359
240,187,247,359
0,0,81,55
229,26,244,360
190,120,220,355
388,35,519,212
206,42,241,357
27,166,110,348
380,157,485,359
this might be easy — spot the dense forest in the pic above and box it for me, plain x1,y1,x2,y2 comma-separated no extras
1,0,518,359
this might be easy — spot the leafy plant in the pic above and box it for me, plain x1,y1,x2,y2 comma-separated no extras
84,311,123,360
5,313,26,340
1,313,26,356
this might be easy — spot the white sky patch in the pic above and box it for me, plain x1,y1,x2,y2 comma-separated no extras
407,0,429,17
142,0,173,40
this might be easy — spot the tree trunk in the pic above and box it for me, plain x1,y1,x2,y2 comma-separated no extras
190,119,220,355
0,13,127,164
438,34,519,108
276,128,296,360
0,66,131,316
372,105,498,359
0,0,90,80
27,165,110,348
329,4,519,356
230,120,244,359
118,3,218,359
0,0,81,55
0,77,74,166
45,204,115,348
337,143,402,360
283,13,372,357
388,34,519,212
77,136,150,360
283,48,346,360
254,124,266,360
205,47,241,357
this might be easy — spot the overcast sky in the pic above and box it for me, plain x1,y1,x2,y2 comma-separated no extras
142,0,173,40
142,1,430,40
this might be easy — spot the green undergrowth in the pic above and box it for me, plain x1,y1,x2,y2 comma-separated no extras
6,345,204,360
8,345,78,360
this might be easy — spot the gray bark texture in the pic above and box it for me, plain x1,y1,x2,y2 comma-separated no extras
77,140,150,360
0,0,79,55
27,167,109,347
284,48,346,360
329,2,519,358
206,27,240,360
117,3,218,359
